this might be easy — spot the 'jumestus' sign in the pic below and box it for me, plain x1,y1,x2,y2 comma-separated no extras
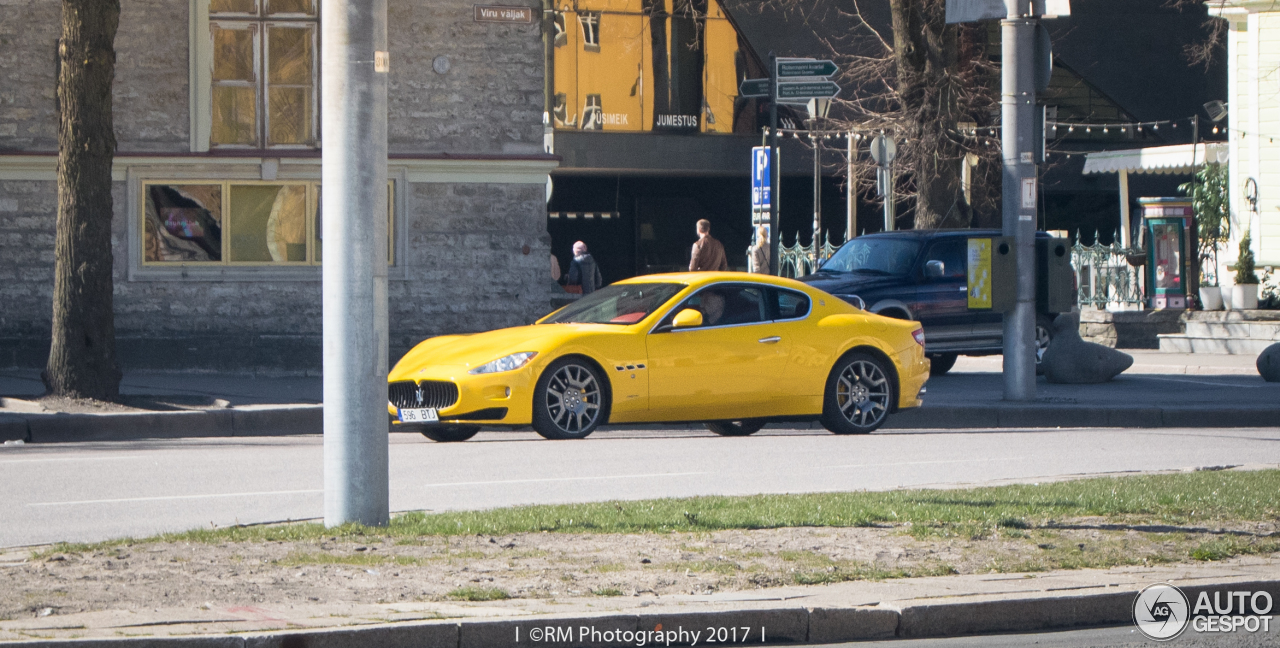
653,114,699,130
474,5,534,23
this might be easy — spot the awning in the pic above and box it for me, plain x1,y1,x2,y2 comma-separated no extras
1082,142,1228,175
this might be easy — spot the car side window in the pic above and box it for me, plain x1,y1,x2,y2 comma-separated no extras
925,239,966,280
663,285,768,328
773,289,811,320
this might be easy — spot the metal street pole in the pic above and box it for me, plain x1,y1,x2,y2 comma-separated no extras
846,131,855,241
1001,3,1037,401
322,0,390,527
812,125,820,267
768,52,780,275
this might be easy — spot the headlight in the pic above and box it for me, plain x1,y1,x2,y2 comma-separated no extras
469,352,538,374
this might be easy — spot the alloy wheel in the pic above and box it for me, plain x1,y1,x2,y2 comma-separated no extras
543,363,603,435
834,359,891,429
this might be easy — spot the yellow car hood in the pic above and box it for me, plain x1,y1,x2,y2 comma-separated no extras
390,323,624,379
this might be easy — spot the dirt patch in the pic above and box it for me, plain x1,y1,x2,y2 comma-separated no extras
0,395,227,415
4,519,1277,622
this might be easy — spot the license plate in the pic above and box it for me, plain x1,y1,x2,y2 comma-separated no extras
398,408,439,423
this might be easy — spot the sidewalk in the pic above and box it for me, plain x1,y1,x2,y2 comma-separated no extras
2,350,1277,443
1,552,1277,645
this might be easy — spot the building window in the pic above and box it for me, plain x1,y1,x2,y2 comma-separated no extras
553,13,567,47
582,94,603,130
578,11,600,52
209,0,318,148
143,181,393,266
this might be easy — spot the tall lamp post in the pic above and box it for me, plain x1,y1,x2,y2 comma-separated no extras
807,98,831,268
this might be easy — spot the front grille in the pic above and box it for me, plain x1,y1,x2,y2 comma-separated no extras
389,380,459,410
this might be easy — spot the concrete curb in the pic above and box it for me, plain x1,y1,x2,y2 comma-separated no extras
885,405,1280,429
9,579,1278,647
3,406,323,444
2,402,1278,443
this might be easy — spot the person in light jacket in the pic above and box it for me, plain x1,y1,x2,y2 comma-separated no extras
564,240,603,294
749,225,770,274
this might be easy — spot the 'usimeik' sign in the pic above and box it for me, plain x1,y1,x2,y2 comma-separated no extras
474,5,534,23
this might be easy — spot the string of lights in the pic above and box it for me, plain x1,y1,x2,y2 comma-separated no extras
760,112,1252,149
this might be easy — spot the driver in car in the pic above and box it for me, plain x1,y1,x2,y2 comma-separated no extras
698,290,726,326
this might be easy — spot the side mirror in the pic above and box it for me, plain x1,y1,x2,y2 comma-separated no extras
924,260,945,279
672,308,704,329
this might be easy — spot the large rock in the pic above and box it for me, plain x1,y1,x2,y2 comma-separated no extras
1041,312,1133,384
1259,343,1280,382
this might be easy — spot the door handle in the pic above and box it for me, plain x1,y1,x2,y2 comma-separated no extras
957,286,967,291
758,336,781,344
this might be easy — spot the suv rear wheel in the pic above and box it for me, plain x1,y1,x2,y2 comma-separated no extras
928,353,958,376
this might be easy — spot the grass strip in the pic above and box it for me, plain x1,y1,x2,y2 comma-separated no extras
36,469,1280,556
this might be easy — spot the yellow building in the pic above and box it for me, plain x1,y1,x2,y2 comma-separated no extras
552,0,744,134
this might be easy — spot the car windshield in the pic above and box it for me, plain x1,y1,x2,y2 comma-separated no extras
819,237,922,276
542,283,686,325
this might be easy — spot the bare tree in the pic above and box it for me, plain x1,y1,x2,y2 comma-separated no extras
750,0,1001,229
45,0,122,400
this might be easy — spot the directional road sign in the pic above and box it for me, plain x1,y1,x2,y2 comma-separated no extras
776,81,840,101
777,59,837,78
739,78,770,98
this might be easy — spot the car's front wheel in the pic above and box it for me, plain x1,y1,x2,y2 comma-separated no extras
420,425,481,443
706,420,765,436
821,351,894,435
532,357,608,440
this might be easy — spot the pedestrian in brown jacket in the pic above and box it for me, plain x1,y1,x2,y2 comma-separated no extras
689,219,729,272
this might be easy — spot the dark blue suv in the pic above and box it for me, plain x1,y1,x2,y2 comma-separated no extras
798,230,1067,375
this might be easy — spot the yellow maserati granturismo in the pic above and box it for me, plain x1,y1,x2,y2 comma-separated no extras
388,272,929,442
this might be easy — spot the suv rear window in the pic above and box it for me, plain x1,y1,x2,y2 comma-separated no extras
820,237,921,276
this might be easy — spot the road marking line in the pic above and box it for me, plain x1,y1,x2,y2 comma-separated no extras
0,455,145,465
28,489,322,507
405,471,709,489
820,457,1022,469
27,473,709,506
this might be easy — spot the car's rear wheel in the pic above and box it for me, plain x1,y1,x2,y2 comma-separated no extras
706,420,765,436
532,357,608,440
420,425,481,443
928,352,958,376
821,351,893,435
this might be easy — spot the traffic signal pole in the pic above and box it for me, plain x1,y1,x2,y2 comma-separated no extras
322,0,390,527
1001,4,1037,401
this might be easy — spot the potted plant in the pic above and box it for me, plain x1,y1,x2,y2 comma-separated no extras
1180,163,1230,310
1233,230,1260,310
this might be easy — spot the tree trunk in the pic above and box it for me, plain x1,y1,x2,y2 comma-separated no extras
46,0,121,400
890,0,965,229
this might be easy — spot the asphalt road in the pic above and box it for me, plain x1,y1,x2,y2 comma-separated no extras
825,624,1275,647
3,425,1280,548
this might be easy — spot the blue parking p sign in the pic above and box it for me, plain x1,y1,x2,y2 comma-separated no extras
751,146,772,211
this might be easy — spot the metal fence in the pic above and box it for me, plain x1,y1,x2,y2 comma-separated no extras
777,230,843,278
1070,241,1145,309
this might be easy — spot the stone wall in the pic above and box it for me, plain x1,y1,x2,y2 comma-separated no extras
387,1,545,155
114,0,190,151
0,0,59,149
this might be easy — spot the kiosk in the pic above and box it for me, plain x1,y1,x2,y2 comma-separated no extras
1139,197,1194,310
